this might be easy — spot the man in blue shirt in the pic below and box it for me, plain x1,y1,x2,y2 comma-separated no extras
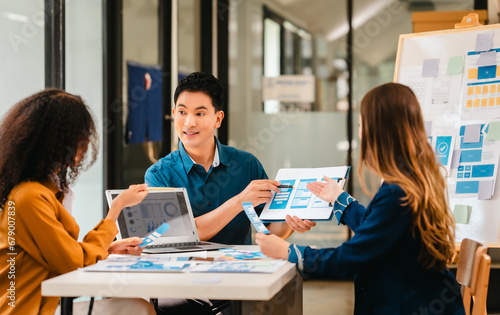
145,72,314,246
146,72,314,315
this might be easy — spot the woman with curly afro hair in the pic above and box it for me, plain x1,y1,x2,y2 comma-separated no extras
0,89,155,314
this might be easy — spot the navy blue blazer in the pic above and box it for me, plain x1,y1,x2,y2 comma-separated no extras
288,182,465,315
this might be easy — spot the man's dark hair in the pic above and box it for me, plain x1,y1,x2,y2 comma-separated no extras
0,89,99,208
173,72,224,112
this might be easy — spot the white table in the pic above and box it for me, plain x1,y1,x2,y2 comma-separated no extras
41,246,303,315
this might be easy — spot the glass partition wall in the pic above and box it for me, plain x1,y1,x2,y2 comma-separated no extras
228,0,352,247
65,0,105,238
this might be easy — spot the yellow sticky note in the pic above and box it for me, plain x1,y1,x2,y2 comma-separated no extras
475,86,482,95
483,85,489,94
474,99,480,107
490,84,496,93
466,99,473,108
469,68,478,79
490,98,495,106
481,98,488,107
468,87,474,95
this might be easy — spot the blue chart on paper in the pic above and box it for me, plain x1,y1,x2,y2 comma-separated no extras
291,179,316,209
268,178,338,210
269,180,295,209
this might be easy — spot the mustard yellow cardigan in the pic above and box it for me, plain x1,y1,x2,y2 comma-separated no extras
0,180,117,314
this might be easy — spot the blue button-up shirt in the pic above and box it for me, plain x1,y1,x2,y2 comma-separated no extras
144,137,268,245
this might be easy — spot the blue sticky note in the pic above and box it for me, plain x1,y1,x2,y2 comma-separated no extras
140,223,170,247
242,203,270,234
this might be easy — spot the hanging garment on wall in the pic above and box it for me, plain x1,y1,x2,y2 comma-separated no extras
126,61,163,144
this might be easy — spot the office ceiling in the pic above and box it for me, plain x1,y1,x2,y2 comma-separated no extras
263,0,474,66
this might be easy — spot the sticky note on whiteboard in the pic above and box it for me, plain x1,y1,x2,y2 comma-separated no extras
487,121,500,140
478,180,494,200
476,50,496,66
422,59,439,77
463,124,481,143
447,56,465,75
450,150,461,169
453,205,472,224
475,32,493,52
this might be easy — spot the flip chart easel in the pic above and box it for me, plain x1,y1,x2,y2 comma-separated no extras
394,15,500,247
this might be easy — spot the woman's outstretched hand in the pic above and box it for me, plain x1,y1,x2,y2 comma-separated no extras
306,176,343,204
285,215,316,233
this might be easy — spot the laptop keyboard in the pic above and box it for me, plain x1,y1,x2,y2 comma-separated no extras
144,241,214,249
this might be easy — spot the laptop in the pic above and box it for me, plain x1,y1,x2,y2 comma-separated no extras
105,188,230,254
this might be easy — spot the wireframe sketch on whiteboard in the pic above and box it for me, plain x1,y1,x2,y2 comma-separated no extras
398,64,462,116
450,122,500,198
461,48,500,120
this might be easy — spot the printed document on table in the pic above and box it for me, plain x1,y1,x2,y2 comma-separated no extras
260,166,350,222
82,254,203,272
189,260,287,273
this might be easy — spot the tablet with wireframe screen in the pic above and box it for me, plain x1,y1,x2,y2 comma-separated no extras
105,188,230,253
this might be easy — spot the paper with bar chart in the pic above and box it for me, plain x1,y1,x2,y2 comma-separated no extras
259,166,350,222
461,48,500,120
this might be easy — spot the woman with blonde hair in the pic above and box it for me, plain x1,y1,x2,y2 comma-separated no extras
257,82,465,314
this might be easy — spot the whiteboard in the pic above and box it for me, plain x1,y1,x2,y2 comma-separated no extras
394,24,500,246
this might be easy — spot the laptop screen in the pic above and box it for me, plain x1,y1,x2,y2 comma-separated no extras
108,190,195,239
